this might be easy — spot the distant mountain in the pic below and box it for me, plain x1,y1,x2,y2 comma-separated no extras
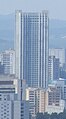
0,14,15,51
0,14,66,51
49,19,66,48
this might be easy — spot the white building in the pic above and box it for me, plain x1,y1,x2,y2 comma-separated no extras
0,75,29,119
46,100,65,114
14,100,29,119
0,49,15,75
0,101,14,119
0,75,17,119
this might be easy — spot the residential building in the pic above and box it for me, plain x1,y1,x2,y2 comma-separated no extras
15,10,49,89
46,80,65,114
26,87,48,118
46,100,64,114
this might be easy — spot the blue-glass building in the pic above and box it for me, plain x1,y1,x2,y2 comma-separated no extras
15,11,49,89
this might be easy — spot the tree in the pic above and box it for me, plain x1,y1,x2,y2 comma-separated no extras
44,112,50,119
36,113,44,119
58,112,63,119
50,112,58,119
62,109,66,119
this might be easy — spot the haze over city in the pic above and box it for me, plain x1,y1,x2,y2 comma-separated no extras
0,1,66,119
0,0,66,20
0,0,66,51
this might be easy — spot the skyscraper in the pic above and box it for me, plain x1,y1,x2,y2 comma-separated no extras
15,10,49,89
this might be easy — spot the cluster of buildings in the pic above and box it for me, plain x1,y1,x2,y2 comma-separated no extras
0,10,66,119
0,75,29,119
0,49,15,75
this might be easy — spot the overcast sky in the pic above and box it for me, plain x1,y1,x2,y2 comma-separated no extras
0,0,66,19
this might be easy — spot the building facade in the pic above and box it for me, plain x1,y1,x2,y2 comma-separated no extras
46,80,65,114
0,75,29,119
49,48,66,67
26,87,48,118
15,10,49,89
48,56,59,81
0,75,17,119
14,100,29,119
0,62,4,74
0,49,15,75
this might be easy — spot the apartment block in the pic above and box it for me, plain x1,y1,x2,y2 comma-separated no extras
26,87,48,118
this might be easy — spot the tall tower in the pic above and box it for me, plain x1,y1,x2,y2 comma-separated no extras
15,10,49,89
48,56,59,81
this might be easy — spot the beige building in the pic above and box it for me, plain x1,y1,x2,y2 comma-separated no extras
26,87,48,118
26,80,66,116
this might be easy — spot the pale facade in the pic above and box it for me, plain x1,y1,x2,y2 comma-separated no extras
49,48,66,67
26,87,48,118
0,49,15,75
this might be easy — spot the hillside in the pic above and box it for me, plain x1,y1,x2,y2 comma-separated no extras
0,14,66,51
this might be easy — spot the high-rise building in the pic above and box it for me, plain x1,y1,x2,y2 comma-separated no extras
0,62,4,74
0,49,15,75
14,100,29,119
15,10,49,89
0,75,18,119
48,56,59,81
49,48,66,67
0,75,29,119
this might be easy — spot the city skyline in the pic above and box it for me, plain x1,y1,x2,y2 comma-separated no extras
0,1,66,119
0,4,66,119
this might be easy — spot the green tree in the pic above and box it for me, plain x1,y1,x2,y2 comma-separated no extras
50,113,58,119
62,109,66,119
36,113,44,119
58,112,63,119
44,112,50,119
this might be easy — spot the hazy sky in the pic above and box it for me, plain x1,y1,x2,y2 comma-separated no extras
0,0,66,19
